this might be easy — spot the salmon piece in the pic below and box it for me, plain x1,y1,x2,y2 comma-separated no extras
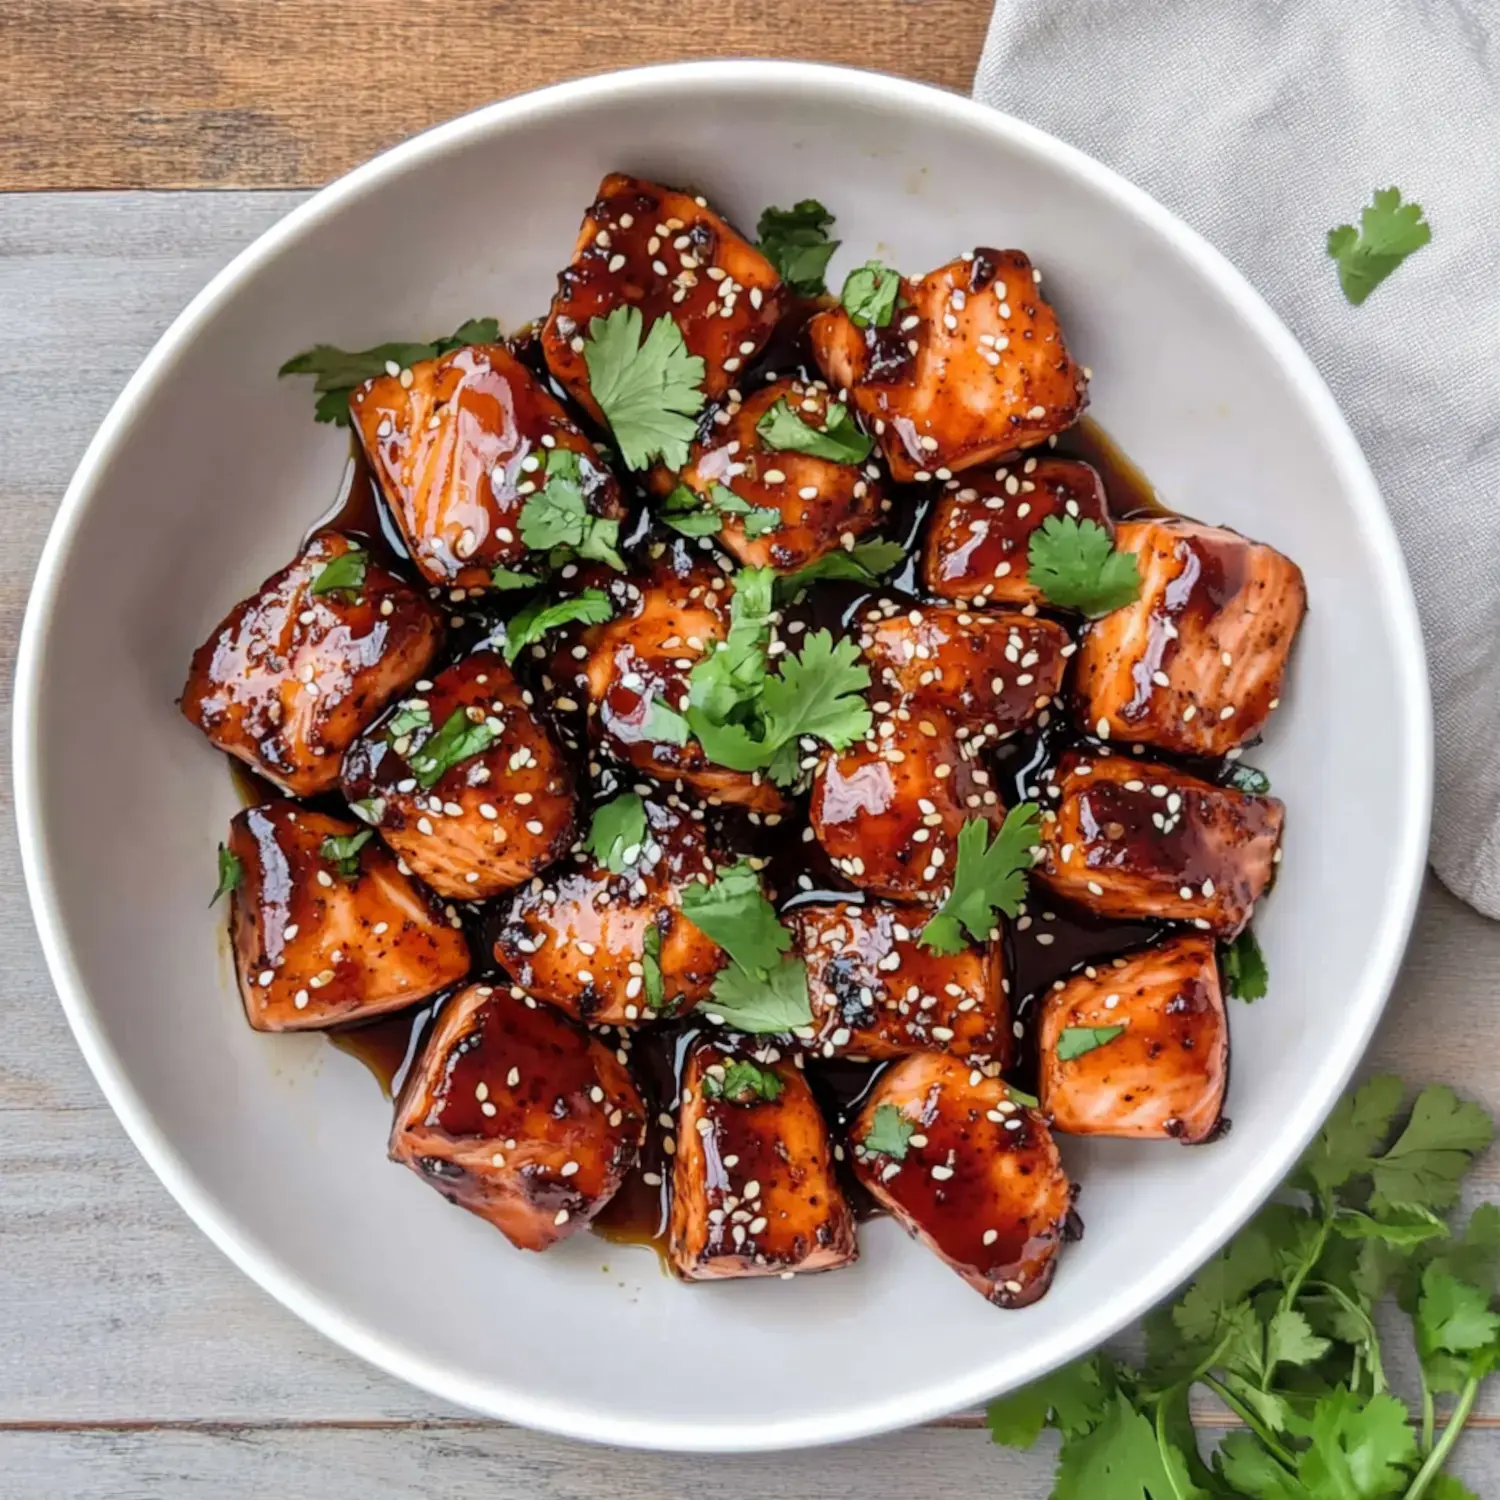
669,1039,856,1280
1039,934,1227,1144
1075,518,1308,756
857,598,1070,740
923,458,1111,609
810,249,1088,483
788,900,1009,1064
577,560,788,815
180,532,443,797
851,1053,1073,1307
390,984,646,1251
809,708,1003,902
226,800,469,1032
674,377,885,570
1035,751,1283,938
494,799,724,1025
541,174,787,426
349,343,625,592
341,650,576,900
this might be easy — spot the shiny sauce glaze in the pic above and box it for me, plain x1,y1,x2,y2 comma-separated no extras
249,296,1252,1265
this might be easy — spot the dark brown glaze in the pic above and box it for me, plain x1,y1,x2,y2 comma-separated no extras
921,457,1112,609
227,800,470,1031
181,532,444,796
348,343,625,590
1035,750,1284,938
328,999,440,1098
1075,518,1308,757
677,377,886,571
850,1053,1073,1306
810,250,1088,483
789,900,1010,1065
341,649,577,899
390,984,646,1251
809,708,1004,902
493,798,724,1025
669,1038,857,1280
856,597,1071,740
576,558,788,815
541,174,788,425
1039,933,1227,1143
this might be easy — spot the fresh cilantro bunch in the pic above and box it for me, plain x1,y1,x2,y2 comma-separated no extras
279,317,500,425
989,1075,1497,1500
1327,189,1432,307
653,566,873,787
755,200,840,297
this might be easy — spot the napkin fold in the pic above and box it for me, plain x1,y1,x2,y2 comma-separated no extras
975,0,1500,917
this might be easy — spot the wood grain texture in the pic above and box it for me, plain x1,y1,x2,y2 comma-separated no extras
3,192,1500,1493
0,1,991,191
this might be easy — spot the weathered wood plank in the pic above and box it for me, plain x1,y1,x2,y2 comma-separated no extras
0,2,989,191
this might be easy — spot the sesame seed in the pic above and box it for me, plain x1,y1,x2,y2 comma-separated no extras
554,1209,570,1226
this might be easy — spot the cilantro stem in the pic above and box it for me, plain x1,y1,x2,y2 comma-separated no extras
1309,1279,1388,1394
1420,1379,1435,1455
1199,1375,1299,1471
1153,1395,1194,1500
1404,1376,1480,1500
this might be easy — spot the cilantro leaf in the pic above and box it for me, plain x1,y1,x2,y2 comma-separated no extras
755,398,874,464
1429,1203,1500,1295
1416,1265,1500,1364
319,829,373,878
278,317,500,426
1297,1389,1416,1499
210,844,242,907
584,793,647,874
490,566,540,591
384,702,432,741
1221,927,1270,1001
518,448,624,569
641,923,667,1015
701,1058,785,1105
776,539,906,598
1228,763,1272,795
1298,1074,1405,1198
1215,1431,1307,1500
1055,1024,1127,1062
1327,188,1431,306
662,482,780,540
502,587,614,663
406,708,500,790
1428,1478,1483,1500
309,546,368,598
703,955,812,1034
919,805,1041,954
753,629,871,766
349,796,386,826
756,200,839,297
840,260,901,329
678,860,791,976
1053,1390,1200,1500
1027,514,1141,617
581,304,706,470
988,1358,1112,1448
1369,1085,1495,1215
1265,1307,1332,1372
862,1104,916,1161
1332,1205,1449,1248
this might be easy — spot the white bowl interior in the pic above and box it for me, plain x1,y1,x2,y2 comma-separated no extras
18,65,1429,1450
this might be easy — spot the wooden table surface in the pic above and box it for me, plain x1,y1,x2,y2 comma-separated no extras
3,7,1498,1496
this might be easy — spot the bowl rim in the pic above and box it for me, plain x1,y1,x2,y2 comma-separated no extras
14,58,1433,1452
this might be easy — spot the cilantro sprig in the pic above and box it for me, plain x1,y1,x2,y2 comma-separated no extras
406,708,500,790
319,829,373,879
756,200,840,297
1327,188,1432,306
919,805,1042,955
581,305,706,470
1222,927,1270,1002
502,587,613,663
990,1075,1497,1500
702,1059,785,1106
518,448,625,570
584,793,648,875
756,398,874,465
861,1103,917,1161
776,539,906,599
309,546,368,599
210,844,242,907
1027,515,1141,617
279,317,500,426
662,482,780,540
1055,1024,1126,1062
840,260,901,329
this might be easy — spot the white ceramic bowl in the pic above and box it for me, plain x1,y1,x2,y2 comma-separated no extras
16,61,1431,1451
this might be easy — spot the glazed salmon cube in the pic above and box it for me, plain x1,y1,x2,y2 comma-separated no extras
577,560,788,816
857,599,1070,740
788,900,1009,1064
851,1053,1073,1307
350,343,626,591
1039,933,1227,1144
226,800,470,1031
542,174,787,428
390,984,646,1251
181,532,443,796
341,649,576,900
810,249,1088,483
1075,518,1307,756
494,798,724,1025
922,458,1111,609
669,1039,856,1280
1034,751,1283,937
809,708,1003,902
673,377,885,571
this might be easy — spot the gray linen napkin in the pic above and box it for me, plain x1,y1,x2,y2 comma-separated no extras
975,0,1500,917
